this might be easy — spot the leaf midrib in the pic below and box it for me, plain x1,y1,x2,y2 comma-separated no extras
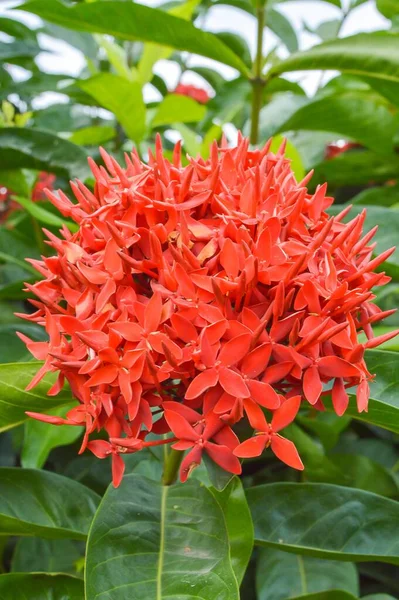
157,484,168,600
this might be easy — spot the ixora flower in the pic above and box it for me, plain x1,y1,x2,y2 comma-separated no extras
174,83,210,104
19,134,398,486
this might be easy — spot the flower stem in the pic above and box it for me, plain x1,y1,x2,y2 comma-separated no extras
250,2,265,145
162,447,183,486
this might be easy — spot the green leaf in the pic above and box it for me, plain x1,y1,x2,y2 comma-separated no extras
43,22,98,60
215,31,252,68
0,128,89,180
151,94,206,128
362,595,399,600
248,482,399,563
288,593,357,600
270,32,399,83
11,537,82,576
267,7,298,52
312,150,399,187
0,362,74,432
273,92,395,154
21,403,83,469
0,468,100,539
328,454,398,497
0,573,83,600
210,477,253,585
0,323,46,363
0,16,36,40
323,350,399,434
189,66,225,92
352,184,399,207
377,0,399,19
0,40,38,61
13,196,77,230
85,474,240,599
256,548,359,600
19,0,250,75
69,125,116,146
78,74,145,143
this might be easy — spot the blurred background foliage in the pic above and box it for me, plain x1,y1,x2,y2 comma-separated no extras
0,0,399,598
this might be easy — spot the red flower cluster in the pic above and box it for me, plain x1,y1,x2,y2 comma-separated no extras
0,171,56,223
19,135,397,486
174,83,210,104
325,142,362,160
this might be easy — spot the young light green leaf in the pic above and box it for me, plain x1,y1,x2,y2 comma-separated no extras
13,196,78,230
0,468,100,539
78,74,146,143
151,94,206,128
85,474,240,599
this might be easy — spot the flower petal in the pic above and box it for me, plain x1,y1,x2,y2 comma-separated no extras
233,435,268,458
271,395,301,432
271,435,304,470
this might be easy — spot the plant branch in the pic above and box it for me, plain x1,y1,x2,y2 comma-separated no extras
250,2,266,145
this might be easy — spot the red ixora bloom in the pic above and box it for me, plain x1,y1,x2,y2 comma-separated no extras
174,83,210,104
1,171,56,223
20,133,398,486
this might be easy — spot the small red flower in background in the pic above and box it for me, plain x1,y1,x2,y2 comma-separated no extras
20,134,398,487
0,172,56,222
174,83,210,104
325,141,362,160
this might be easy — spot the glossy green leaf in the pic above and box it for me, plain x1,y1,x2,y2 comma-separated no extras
78,74,145,143
362,595,399,600
215,31,252,68
21,403,83,469
248,482,399,563
13,196,77,230
0,468,100,539
328,454,398,497
0,573,83,600
352,185,399,207
11,538,82,576
0,16,36,40
0,128,89,180
210,477,253,585
85,474,240,599
274,92,395,154
257,548,359,600
19,0,250,75
151,94,206,128
288,593,357,600
0,362,74,432
270,32,399,82
377,0,399,19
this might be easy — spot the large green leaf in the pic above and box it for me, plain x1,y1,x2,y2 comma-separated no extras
0,573,83,600
0,323,46,363
79,74,146,143
248,482,399,563
0,362,74,432
0,16,37,40
267,7,298,53
0,40,38,60
151,94,207,128
288,593,357,600
0,468,100,539
312,149,399,187
210,477,253,585
352,185,399,207
0,128,89,180
21,403,83,469
256,548,359,600
270,32,399,82
323,350,399,434
272,92,395,154
19,0,250,75
85,474,240,599
11,537,82,575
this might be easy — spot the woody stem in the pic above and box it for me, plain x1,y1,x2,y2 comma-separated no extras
250,2,265,145
162,447,183,486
